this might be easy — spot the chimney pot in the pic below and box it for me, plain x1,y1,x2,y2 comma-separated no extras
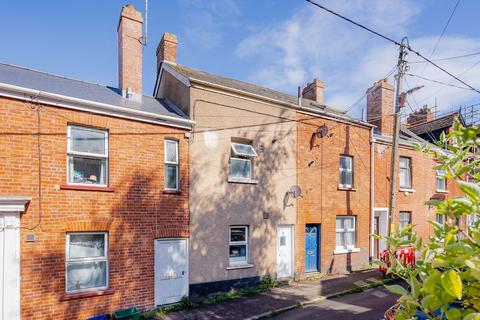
156,32,178,70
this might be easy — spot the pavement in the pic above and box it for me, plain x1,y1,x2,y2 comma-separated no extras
159,269,393,320
272,282,400,320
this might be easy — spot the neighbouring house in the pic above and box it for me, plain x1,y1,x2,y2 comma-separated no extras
407,106,466,143
295,80,374,275
366,79,462,257
0,4,192,319
155,33,299,296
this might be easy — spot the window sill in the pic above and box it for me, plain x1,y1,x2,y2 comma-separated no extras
163,189,182,195
399,188,415,193
334,248,360,255
436,189,449,194
227,177,258,185
59,288,114,301
226,263,254,270
60,185,115,192
338,186,356,191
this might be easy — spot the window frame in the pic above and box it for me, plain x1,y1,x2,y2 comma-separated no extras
399,156,412,189
228,226,249,266
164,139,179,191
436,168,447,192
436,213,445,226
65,232,109,294
66,125,109,187
229,141,257,180
335,216,357,251
339,155,354,188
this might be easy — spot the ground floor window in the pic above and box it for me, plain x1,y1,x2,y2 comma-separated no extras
229,226,248,266
399,212,412,240
436,213,445,226
335,216,356,250
66,232,108,293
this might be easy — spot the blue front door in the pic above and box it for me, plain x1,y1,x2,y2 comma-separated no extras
305,225,319,272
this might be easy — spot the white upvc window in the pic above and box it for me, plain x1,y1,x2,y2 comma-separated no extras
436,168,447,192
335,216,356,250
229,142,257,180
467,214,479,229
66,232,108,293
229,226,248,266
399,157,412,189
67,125,108,186
436,213,445,226
339,156,353,188
164,139,179,190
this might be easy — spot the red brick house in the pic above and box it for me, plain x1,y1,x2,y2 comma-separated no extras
0,4,192,319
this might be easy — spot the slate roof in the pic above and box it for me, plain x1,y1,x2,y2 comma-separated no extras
167,63,367,124
408,112,461,135
0,62,188,120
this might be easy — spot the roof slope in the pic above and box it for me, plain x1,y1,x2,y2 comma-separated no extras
0,62,187,120
408,112,461,135
167,63,364,122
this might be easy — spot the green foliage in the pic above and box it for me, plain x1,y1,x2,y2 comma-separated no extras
258,276,278,290
381,119,480,319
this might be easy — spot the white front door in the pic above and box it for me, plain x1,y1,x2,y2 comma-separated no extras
374,209,388,256
154,239,188,306
277,226,293,279
0,214,20,320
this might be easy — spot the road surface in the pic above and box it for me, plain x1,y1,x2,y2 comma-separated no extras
272,285,400,320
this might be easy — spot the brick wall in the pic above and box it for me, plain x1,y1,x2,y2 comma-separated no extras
296,112,372,275
0,96,189,319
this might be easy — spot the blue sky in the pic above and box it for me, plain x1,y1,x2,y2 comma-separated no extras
1,0,479,119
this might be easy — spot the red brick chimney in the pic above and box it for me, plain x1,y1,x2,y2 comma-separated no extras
117,4,143,98
302,78,324,104
407,106,433,126
156,32,178,70
366,79,395,135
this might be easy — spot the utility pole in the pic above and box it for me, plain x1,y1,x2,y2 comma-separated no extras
387,38,409,245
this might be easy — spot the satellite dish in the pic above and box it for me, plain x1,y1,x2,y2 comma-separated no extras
316,125,329,138
289,185,302,198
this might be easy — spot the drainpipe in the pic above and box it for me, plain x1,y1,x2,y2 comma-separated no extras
369,127,376,263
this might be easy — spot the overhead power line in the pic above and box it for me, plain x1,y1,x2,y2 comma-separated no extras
407,73,473,90
409,51,480,64
305,0,480,95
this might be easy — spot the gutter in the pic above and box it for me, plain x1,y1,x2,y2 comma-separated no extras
189,78,375,130
0,82,194,129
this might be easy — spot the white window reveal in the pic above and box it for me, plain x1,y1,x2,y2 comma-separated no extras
229,226,248,266
436,168,447,192
339,156,353,188
399,157,412,189
164,139,179,190
230,142,257,180
67,126,108,186
335,216,357,253
66,232,108,293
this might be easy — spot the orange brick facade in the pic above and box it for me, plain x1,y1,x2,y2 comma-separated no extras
0,96,189,319
295,113,372,276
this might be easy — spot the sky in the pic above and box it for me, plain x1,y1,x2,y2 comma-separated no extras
1,0,479,121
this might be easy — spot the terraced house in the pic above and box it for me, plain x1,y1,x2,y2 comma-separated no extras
0,5,192,319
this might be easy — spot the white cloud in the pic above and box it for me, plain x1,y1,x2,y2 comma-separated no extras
235,0,480,117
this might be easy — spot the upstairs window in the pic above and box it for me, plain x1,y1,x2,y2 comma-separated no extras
399,157,412,189
67,126,108,186
164,139,179,190
436,168,447,192
230,142,257,180
335,216,356,250
229,226,248,266
339,156,353,188
66,232,108,293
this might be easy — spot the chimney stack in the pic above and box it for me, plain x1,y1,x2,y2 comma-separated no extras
117,4,143,99
407,106,433,126
302,78,324,104
156,32,178,70
366,79,395,135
